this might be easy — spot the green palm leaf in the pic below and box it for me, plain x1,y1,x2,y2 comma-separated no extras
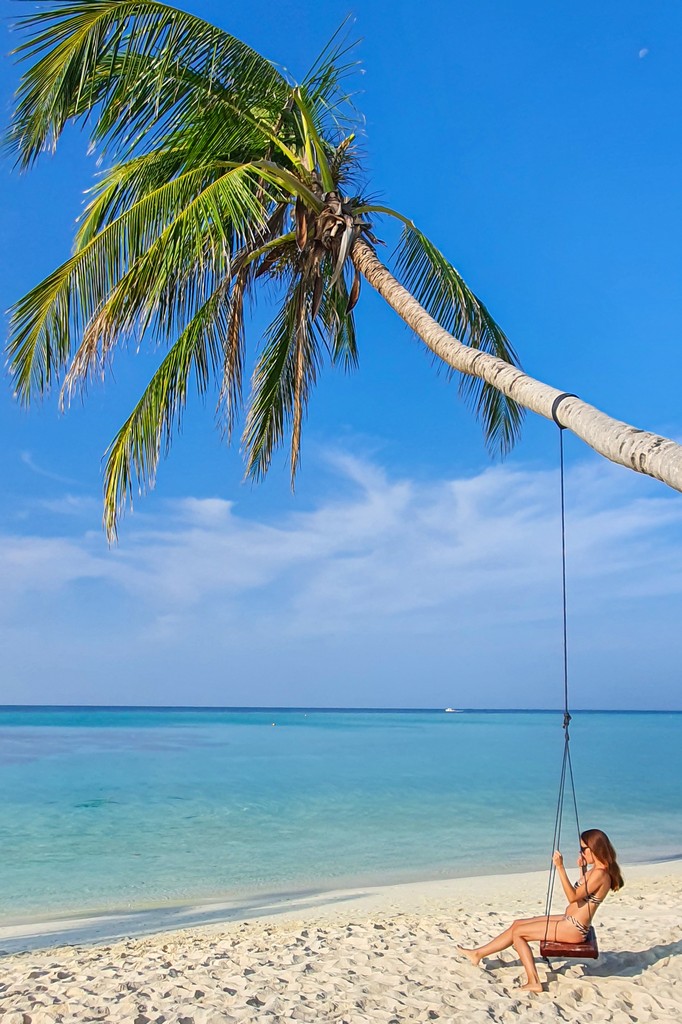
243,279,324,482
393,223,524,454
74,148,202,248
102,282,228,539
8,0,291,166
323,274,358,371
9,162,270,402
301,18,361,137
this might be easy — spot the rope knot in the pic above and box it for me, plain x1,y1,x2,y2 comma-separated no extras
563,710,572,729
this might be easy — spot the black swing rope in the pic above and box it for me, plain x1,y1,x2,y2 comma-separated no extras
542,395,588,946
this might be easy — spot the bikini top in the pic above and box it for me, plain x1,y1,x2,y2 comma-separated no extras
574,880,604,904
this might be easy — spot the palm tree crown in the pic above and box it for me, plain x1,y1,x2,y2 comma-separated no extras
7,1,522,537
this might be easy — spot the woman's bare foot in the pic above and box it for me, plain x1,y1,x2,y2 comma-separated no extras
516,981,542,993
457,946,482,966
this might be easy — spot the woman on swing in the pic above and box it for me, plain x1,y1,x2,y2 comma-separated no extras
458,829,624,992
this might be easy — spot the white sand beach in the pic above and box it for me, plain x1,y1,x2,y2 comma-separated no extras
0,860,680,1023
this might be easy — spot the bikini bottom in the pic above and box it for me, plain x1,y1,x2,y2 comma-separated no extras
564,914,589,937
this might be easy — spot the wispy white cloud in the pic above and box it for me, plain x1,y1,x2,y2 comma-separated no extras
20,451,81,486
37,495,101,517
1,452,681,707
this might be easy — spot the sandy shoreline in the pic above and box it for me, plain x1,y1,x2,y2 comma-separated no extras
1,860,680,1022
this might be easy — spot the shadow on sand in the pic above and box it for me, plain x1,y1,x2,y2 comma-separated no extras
0,887,369,957
544,939,682,982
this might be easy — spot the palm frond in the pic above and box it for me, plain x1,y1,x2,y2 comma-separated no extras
9,162,270,403
393,223,524,454
102,282,228,540
293,87,334,191
243,279,323,482
301,17,362,136
322,275,358,371
291,284,309,478
74,148,193,249
328,133,360,190
218,267,248,442
8,0,291,166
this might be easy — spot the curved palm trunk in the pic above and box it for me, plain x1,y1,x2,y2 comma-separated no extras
352,238,682,494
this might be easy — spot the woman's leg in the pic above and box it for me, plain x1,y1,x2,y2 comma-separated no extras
511,916,584,992
459,914,565,981
511,924,542,991
458,915,561,966
458,923,515,964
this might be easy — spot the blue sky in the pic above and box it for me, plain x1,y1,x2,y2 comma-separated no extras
2,0,682,708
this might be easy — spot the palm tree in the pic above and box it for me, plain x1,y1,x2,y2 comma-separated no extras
6,2,682,540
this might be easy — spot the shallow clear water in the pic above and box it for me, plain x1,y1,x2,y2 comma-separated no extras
0,707,679,920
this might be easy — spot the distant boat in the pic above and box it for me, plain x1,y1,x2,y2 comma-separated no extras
444,707,462,713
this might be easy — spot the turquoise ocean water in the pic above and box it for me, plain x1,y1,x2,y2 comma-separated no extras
1,708,680,922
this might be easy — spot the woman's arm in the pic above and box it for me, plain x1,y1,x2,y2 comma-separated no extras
552,851,577,902
573,868,609,903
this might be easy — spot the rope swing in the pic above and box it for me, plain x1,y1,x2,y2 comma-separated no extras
539,396,599,962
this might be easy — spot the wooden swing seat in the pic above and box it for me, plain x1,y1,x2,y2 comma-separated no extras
540,926,598,960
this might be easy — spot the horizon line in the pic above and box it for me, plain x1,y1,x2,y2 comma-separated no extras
1,704,679,714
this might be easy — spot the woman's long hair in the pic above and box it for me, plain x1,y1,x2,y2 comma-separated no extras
581,828,624,891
